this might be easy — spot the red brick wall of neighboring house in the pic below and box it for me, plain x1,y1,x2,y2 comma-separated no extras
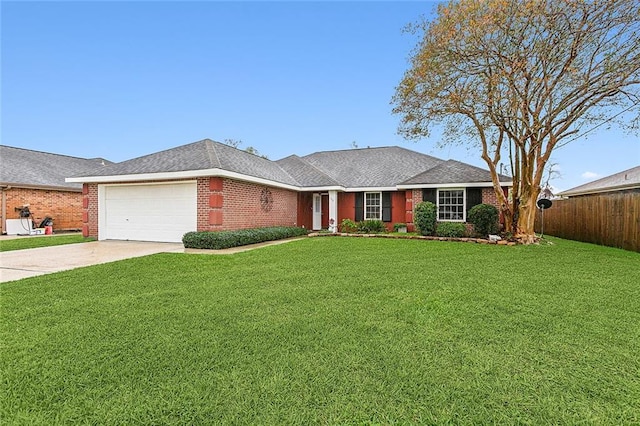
2,187,82,233
202,177,298,231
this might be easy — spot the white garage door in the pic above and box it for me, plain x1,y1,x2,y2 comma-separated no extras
102,182,197,243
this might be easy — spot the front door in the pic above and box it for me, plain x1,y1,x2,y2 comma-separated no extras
313,193,322,230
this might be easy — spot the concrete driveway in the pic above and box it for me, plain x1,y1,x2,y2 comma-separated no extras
0,240,184,283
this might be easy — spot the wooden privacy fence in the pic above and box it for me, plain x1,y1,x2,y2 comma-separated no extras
534,191,640,252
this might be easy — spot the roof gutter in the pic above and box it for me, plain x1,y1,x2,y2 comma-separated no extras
66,172,514,193
66,168,301,191
0,182,82,192
397,181,513,190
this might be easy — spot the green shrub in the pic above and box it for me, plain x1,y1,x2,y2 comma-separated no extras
414,201,437,236
356,219,387,233
467,203,499,237
340,218,358,233
182,226,308,250
435,222,467,238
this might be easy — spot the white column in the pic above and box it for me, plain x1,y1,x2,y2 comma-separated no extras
328,190,338,233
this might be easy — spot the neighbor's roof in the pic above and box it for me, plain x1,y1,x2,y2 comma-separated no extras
558,165,640,197
0,145,111,191
399,160,511,186
299,146,444,188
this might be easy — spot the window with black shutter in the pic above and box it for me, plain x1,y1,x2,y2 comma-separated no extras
355,193,364,221
422,188,437,204
466,188,483,216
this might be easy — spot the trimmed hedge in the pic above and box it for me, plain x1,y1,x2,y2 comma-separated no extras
467,203,499,237
436,222,467,238
183,226,309,250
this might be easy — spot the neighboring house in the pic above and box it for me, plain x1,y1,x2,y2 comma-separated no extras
0,145,111,234
558,165,640,197
539,165,640,252
67,139,512,243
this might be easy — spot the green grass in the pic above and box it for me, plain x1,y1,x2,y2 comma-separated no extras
0,234,93,252
2,237,639,424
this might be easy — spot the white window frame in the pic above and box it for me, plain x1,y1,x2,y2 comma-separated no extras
364,192,382,220
437,188,466,222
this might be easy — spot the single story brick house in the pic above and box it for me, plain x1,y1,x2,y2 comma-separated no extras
67,139,511,243
0,145,111,234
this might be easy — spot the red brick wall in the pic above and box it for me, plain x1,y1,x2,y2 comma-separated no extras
297,193,313,230
201,178,298,231
338,192,354,225
330,191,408,231
80,179,506,240
319,194,328,229
82,178,299,239
2,187,82,232
390,191,406,228
83,184,99,238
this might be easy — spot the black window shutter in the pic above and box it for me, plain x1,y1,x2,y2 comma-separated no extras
354,193,364,222
466,188,483,216
422,189,437,204
382,192,392,222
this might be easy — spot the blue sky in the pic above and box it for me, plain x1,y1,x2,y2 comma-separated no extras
2,1,638,191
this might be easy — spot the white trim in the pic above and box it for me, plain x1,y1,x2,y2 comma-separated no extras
98,184,106,241
68,168,300,191
312,193,322,230
437,188,466,222
328,190,338,233
301,185,345,192
398,181,512,190
348,186,397,192
364,191,382,221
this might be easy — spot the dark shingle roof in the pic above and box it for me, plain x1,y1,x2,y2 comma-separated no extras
0,145,111,190
275,155,340,187
299,146,444,187
401,160,510,185
559,165,640,196
74,139,299,186
67,139,510,189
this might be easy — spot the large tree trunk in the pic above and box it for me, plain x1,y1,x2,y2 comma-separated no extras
514,183,540,244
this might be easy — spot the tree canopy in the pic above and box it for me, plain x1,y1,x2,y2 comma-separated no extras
393,0,640,243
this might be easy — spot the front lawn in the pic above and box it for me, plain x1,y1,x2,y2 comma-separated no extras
2,238,639,424
0,234,93,252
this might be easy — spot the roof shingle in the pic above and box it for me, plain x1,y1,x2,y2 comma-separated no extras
559,165,640,196
0,145,110,190
73,139,299,186
400,160,510,185
67,139,509,190
299,146,444,187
